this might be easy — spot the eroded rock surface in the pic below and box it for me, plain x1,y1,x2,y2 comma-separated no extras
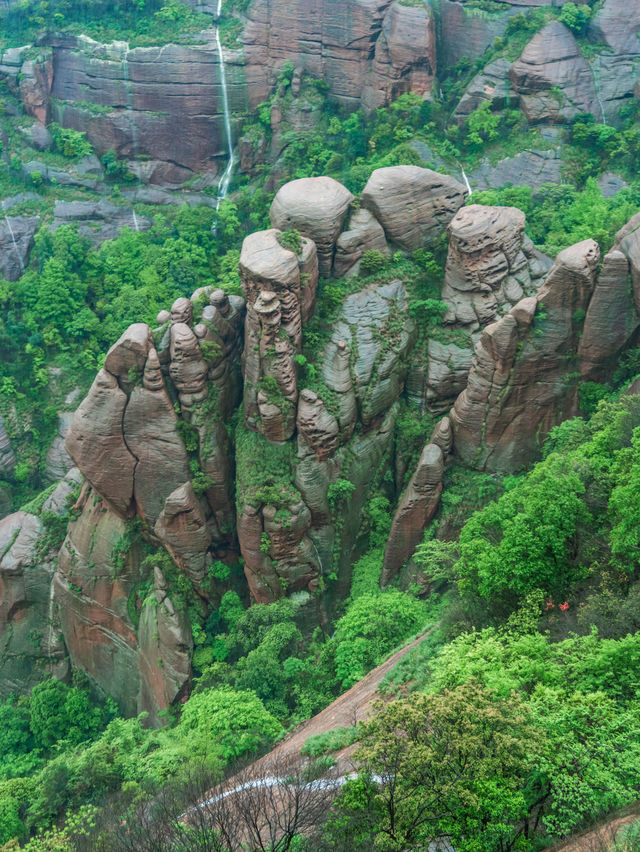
451,239,600,471
270,177,353,277
240,228,317,441
442,204,550,328
361,166,467,252
381,442,444,584
510,22,598,123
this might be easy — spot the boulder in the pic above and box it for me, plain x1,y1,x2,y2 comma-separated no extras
296,389,340,461
510,22,598,123
441,204,535,328
270,177,353,277
334,207,389,278
361,166,467,252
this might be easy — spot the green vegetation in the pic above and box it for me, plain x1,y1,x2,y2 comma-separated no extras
473,179,640,257
1,1,640,848
0,0,210,48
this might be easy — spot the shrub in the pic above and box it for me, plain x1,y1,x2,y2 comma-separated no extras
359,250,387,275
177,688,283,760
334,590,427,688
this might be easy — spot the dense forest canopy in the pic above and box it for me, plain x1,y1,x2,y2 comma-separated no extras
1,0,640,848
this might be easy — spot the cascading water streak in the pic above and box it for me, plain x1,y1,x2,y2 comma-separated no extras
593,61,607,126
214,0,236,210
122,47,141,231
2,199,24,274
460,167,472,196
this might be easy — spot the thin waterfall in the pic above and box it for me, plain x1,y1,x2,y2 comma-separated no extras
1,199,24,274
214,0,236,211
460,166,472,196
122,46,141,231
44,579,56,664
593,60,607,126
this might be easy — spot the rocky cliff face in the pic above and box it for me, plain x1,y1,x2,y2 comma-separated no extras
10,166,460,712
3,162,640,718
0,0,636,198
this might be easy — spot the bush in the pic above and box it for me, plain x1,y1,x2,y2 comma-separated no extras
333,590,427,688
48,124,93,159
177,688,283,760
29,680,106,750
359,250,387,275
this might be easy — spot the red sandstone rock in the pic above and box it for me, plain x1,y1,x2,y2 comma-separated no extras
361,166,467,252
510,21,598,123
381,442,443,584
270,177,353,277
65,369,136,516
450,239,600,472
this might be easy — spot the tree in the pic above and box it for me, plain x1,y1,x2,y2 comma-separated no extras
558,2,591,34
176,689,283,761
342,683,542,851
455,453,591,614
29,680,104,750
333,590,427,689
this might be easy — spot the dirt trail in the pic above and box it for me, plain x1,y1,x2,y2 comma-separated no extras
235,632,427,778
548,804,640,852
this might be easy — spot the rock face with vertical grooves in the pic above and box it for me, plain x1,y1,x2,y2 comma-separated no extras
451,239,600,472
381,442,444,584
509,21,598,123
361,166,467,252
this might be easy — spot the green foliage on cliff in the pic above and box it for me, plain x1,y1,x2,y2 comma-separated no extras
472,178,640,256
0,0,209,48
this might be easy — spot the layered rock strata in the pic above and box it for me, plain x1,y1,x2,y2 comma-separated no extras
442,204,551,329
381,441,444,584
450,239,601,472
361,166,468,252
239,228,318,441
